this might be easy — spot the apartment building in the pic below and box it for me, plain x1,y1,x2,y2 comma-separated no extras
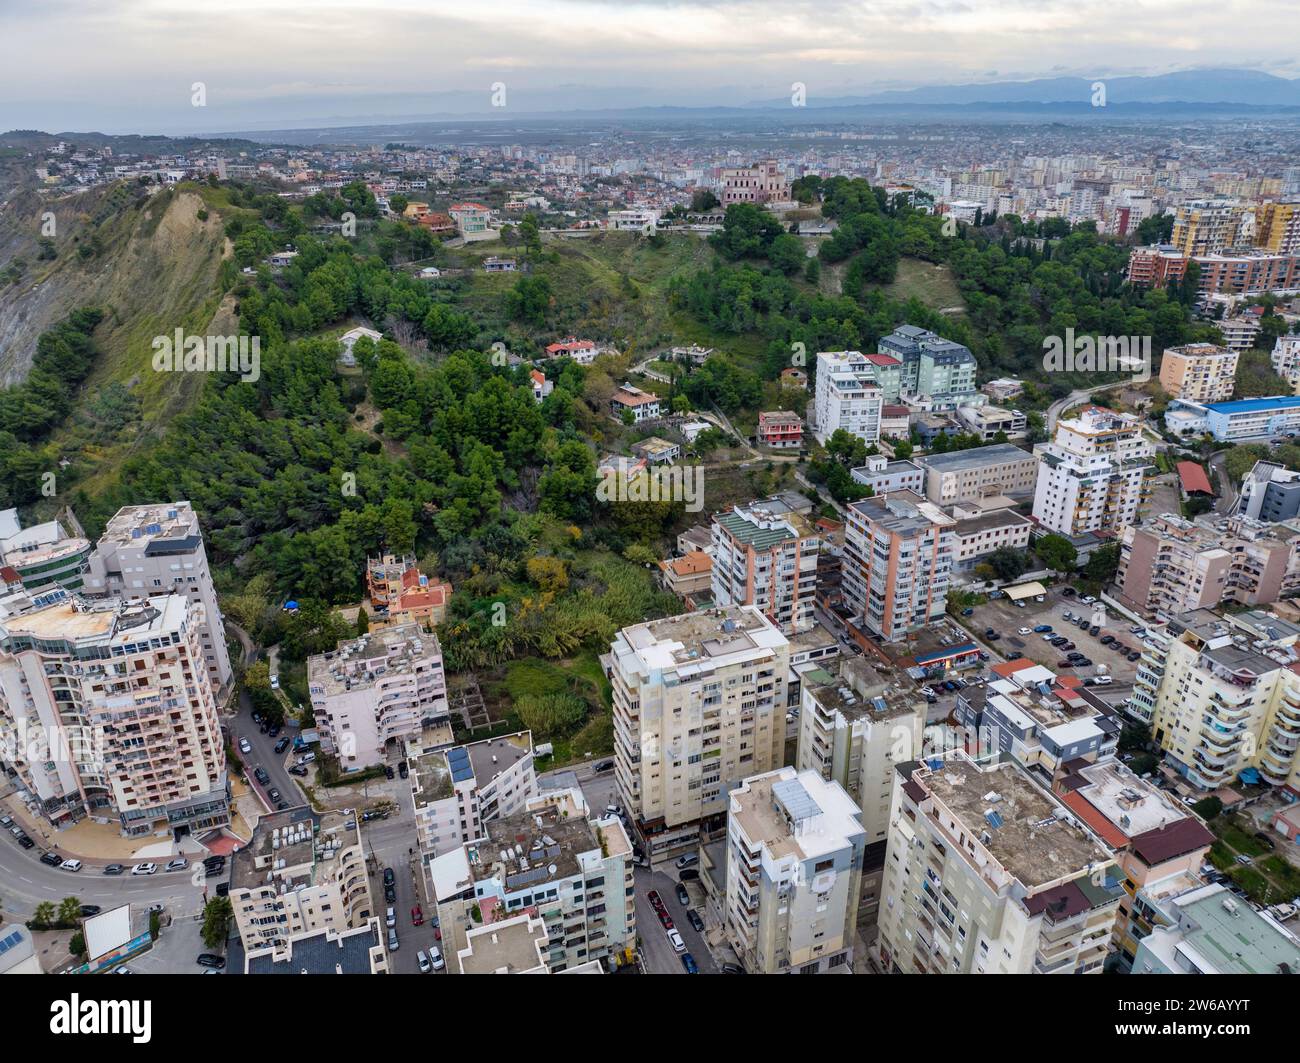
365,554,451,628
1032,406,1156,536
1115,512,1300,615
409,731,536,857
1272,336,1300,394
725,767,866,974
719,160,790,205
244,919,388,974
1133,609,1300,791
850,455,925,496
1170,199,1246,256
878,326,979,410
448,202,493,238
711,501,820,634
307,623,449,769
842,491,956,641
813,350,884,445
951,507,1034,571
879,752,1124,975
917,443,1039,505
459,789,636,972
658,550,713,598
608,605,790,860
1127,244,1189,288
1218,315,1261,351
954,403,1027,441
797,660,924,931
0,590,228,836
1254,200,1300,255
757,410,803,449
82,501,232,692
1132,883,1300,974
1050,760,1214,969
0,509,91,593
229,807,373,954
1239,459,1300,521
1158,343,1238,403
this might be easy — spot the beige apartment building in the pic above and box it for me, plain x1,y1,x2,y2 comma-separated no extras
1131,609,1300,791
1115,512,1300,616
608,605,790,860
711,500,821,634
1158,343,1238,403
83,501,233,693
229,807,373,954
725,767,866,974
1170,199,1247,257
917,443,1039,505
308,622,449,769
409,730,536,857
879,752,1124,975
0,590,228,836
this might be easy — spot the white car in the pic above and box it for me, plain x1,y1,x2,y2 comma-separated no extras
164,858,187,872
1018,627,1031,636
239,738,251,754
60,858,83,872
131,862,157,875
417,950,432,973
429,945,445,971
1081,595,1097,604
666,929,686,953
270,674,280,689
1040,632,1056,641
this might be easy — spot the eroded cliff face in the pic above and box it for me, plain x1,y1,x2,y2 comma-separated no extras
0,184,229,390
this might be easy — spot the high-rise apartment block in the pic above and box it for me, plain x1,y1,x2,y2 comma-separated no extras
84,502,233,693
879,753,1123,975
409,731,536,856
229,806,373,954
608,605,790,860
1131,609,1300,791
724,767,866,974
878,325,979,410
711,500,821,634
0,590,228,836
308,622,449,769
1158,343,1238,403
1032,406,1156,536
842,491,955,641
1170,199,1247,256
813,350,884,445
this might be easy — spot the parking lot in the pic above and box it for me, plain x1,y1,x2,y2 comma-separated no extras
962,587,1144,683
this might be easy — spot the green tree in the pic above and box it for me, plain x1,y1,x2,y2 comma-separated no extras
32,901,56,927
1035,534,1078,573
201,896,234,949
1084,543,1121,585
58,896,82,926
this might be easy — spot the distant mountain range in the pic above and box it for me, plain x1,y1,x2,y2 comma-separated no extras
744,69,1300,109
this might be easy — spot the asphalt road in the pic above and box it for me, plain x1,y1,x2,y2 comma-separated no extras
231,685,305,813
361,811,442,974
635,867,716,974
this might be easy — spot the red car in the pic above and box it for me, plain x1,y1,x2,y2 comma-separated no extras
647,890,665,911
658,911,674,930
410,905,424,926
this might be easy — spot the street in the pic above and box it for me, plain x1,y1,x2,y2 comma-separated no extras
361,810,441,974
634,866,718,974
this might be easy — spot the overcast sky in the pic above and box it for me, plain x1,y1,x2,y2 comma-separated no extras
3,0,1298,134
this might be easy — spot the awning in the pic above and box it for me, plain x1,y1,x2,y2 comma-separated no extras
1003,581,1047,601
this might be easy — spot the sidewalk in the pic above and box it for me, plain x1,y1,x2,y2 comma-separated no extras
3,793,175,862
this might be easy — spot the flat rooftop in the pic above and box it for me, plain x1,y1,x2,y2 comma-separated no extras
411,731,532,809
230,806,360,892
0,592,188,646
457,914,547,974
1151,885,1300,975
307,622,442,697
469,794,598,889
1064,761,1189,837
99,501,198,544
802,662,921,723
618,605,788,675
731,768,863,863
919,756,1112,890
848,490,953,534
919,443,1034,472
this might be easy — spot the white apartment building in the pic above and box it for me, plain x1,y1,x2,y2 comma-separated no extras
455,789,636,972
308,623,449,769
1032,406,1156,536
83,501,232,692
1131,609,1300,792
1271,335,1300,394
409,731,536,857
879,752,1124,975
725,767,866,974
229,807,373,953
711,501,820,634
608,605,790,860
813,351,884,445
842,491,956,641
0,590,228,836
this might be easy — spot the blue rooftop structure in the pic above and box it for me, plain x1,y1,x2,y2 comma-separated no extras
1203,396,1300,415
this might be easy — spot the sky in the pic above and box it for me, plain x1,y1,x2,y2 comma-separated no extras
3,0,1299,134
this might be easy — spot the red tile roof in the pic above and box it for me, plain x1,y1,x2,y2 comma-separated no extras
1176,461,1213,496
866,353,901,366
1129,817,1215,866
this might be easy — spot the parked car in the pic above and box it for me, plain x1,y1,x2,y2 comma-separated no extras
165,859,187,872
385,765,395,780
131,862,157,876
984,629,1000,641
267,788,281,803
39,851,62,867
238,738,251,754
397,761,409,779
267,724,281,738
666,929,686,953
253,766,270,785
687,909,705,932
0,814,11,828
1100,634,1115,645
102,863,125,875
289,764,309,777
678,868,700,881
1092,675,1113,685
675,883,690,906
411,905,424,925
16,836,33,849
429,945,445,971
386,907,396,929
80,905,101,917
1018,627,1032,636
720,962,746,975
1254,831,1278,851
1074,657,1094,667
593,760,615,773
274,737,290,754
383,866,395,885
675,852,699,870
1061,641,1076,651
657,910,674,930
387,928,399,951
1235,854,1253,866
60,858,83,872
1062,588,1077,597
648,889,665,912
196,954,226,969
417,950,432,973
681,953,699,974
1080,595,1097,604
1033,624,1052,633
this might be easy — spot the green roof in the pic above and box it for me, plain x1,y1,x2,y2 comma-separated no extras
716,510,795,550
